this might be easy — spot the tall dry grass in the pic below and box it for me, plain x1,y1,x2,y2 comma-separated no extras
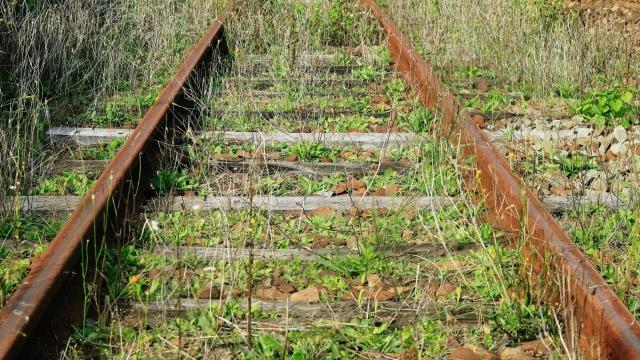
0,0,223,210
383,0,639,96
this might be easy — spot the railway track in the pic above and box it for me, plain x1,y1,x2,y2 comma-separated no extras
1,1,639,358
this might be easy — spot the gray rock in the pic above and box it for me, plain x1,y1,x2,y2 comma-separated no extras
598,136,612,156
571,115,585,123
609,143,628,157
314,190,334,197
607,162,628,174
632,158,640,173
590,178,608,192
583,169,605,184
571,127,593,138
612,126,628,143
500,347,536,360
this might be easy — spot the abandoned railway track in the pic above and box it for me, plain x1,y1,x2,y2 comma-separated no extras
1,1,639,358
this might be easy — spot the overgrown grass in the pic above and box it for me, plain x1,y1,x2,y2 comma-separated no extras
0,0,224,200
0,0,225,317
383,0,639,97
54,1,583,358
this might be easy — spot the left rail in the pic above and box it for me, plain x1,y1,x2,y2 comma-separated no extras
0,9,231,359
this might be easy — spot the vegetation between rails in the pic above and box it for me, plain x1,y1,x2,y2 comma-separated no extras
0,0,225,319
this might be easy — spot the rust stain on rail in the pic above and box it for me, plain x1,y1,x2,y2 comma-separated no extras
357,0,640,358
0,9,230,360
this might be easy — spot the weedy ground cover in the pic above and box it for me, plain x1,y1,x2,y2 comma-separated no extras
65,199,567,358
384,0,639,97
3,0,626,357
58,1,577,357
0,0,225,314
382,0,640,329
0,213,65,306
559,206,640,317
1,0,226,198
154,140,459,196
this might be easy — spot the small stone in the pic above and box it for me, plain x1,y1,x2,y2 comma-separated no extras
384,184,400,196
254,287,289,300
464,344,498,360
332,183,347,195
197,285,222,299
435,282,457,300
310,206,336,217
366,274,384,287
598,136,612,156
289,287,320,302
613,126,628,144
348,206,361,216
273,277,297,294
358,151,375,159
341,151,356,159
346,179,366,190
549,185,566,196
437,259,465,272
268,151,281,160
352,188,368,196
372,95,388,104
499,347,535,360
474,78,491,93
315,189,334,197
610,142,628,157
590,178,608,192
517,339,548,356
447,347,480,360
237,150,251,158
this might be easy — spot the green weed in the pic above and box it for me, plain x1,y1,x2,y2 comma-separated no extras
398,108,435,132
152,169,201,194
481,91,510,113
352,65,385,81
81,138,124,160
288,142,337,161
574,86,637,127
554,153,597,178
554,82,580,99
33,170,93,196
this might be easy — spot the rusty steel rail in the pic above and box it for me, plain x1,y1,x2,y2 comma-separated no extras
0,10,231,359
356,1,640,358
